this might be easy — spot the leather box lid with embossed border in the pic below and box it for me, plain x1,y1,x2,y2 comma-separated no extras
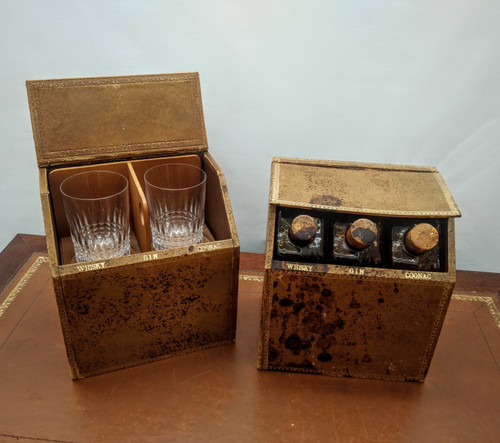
26,73,208,167
270,158,461,218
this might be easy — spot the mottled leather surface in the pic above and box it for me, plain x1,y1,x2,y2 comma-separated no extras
0,252,499,442
56,248,237,378
260,158,459,382
270,159,460,218
26,73,208,167
259,270,452,381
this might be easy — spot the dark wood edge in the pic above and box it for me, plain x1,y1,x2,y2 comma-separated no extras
0,234,48,294
455,270,500,294
239,252,265,273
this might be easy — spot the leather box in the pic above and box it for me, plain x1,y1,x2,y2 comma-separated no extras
258,158,460,381
26,73,239,379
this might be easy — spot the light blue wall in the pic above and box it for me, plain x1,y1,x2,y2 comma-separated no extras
1,1,499,272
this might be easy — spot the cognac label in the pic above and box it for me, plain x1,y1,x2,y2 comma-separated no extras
404,271,432,280
197,242,222,252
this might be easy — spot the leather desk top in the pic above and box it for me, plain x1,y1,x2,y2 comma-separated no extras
0,235,499,442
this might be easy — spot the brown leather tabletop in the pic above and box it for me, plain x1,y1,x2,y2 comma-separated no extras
0,235,499,442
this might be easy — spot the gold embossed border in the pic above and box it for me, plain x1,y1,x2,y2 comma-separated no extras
452,292,500,328
269,158,461,218
0,256,49,318
271,200,459,218
26,72,208,166
239,273,264,282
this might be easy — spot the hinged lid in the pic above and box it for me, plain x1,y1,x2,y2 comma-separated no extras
270,158,461,218
27,73,208,167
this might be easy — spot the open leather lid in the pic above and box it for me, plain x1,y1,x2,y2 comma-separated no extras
27,73,208,167
270,158,461,218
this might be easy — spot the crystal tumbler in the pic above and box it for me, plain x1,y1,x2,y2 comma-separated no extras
60,170,130,262
144,163,206,250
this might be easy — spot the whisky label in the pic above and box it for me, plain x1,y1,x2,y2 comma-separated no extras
76,262,106,272
286,263,314,272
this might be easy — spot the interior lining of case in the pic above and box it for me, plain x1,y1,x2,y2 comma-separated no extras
48,154,230,265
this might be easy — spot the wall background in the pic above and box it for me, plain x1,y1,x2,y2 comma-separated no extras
1,0,499,272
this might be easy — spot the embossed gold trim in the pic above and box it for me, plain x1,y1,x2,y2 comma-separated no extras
271,198,459,218
276,157,437,172
0,256,49,318
270,161,280,202
27,72,208,167
452,293,500,328
239,274,264,282
433,171,461,217
268,158,461,218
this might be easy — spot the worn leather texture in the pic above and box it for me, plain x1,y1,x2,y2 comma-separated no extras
25,73,240,379
259,269,453,381
56,247,238,378
26,73,208,167
259,158,459,381
269,158,460,218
